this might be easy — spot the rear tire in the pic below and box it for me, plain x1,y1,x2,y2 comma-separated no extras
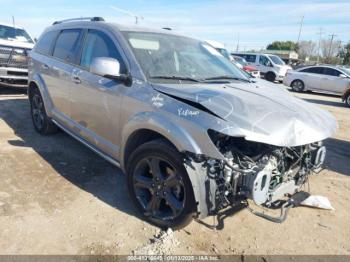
265,72,276,82
345,93,350,108
291,80,305,92
29,88,58,135
126,139,196,230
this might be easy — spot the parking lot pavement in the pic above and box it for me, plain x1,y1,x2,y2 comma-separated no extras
0,86,350,255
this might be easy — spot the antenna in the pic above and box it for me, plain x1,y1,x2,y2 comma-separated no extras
110,6,144,25
12,15,15,28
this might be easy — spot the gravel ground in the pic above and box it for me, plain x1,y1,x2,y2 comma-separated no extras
0,85,349,255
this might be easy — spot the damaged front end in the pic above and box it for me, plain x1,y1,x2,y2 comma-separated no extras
185,130,327,220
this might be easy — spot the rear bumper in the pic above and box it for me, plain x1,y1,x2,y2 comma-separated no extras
0,66,28,88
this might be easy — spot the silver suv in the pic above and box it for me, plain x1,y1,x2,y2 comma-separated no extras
28,17,337,229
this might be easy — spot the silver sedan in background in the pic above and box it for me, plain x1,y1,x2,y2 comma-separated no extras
283,65,350,97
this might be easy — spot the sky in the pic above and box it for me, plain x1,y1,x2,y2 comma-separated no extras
0,0,349,51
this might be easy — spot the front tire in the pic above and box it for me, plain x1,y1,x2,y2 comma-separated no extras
291,80,305,92
29,88,58,135
126,139,196,229
265,72,276,82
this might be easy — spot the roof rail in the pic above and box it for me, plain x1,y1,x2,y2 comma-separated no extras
52,17,105,25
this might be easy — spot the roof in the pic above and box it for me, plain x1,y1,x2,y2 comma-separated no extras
48,19,183,37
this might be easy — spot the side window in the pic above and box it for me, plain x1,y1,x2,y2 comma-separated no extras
308,67,323,74
80,29,125,73
53,29,82,63
300,68,311,73
244,55,256,63
323,68,341,77
259,55,270,66
35,31,58,55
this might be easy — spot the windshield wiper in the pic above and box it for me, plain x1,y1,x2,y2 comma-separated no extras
150,75,202,82
202,76,251,83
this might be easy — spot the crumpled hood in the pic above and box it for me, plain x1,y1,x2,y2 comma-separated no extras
153,79,338,147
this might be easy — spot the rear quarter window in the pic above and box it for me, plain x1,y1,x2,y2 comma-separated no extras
35,30,58,56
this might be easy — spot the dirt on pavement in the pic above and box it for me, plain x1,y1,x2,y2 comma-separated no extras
0,86,349,255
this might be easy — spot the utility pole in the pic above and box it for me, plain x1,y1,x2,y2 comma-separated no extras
327,34,337,62
236,33,240,52
316,28,323,63
296,15,304,45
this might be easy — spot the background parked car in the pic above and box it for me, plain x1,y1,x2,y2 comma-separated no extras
232,52,292,82
204,41,260,78
0,22,34,89
231,55,260,78
283,65,350,97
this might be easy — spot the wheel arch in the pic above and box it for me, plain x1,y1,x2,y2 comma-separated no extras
120,112,203,171
28,74,54,117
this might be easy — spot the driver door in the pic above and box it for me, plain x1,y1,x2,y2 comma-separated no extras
69,29,127,159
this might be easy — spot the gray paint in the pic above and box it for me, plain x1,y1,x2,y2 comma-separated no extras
28,20,338,219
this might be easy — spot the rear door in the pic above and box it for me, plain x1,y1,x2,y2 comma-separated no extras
299,67,324,91
48,29,84,120
321,67,349,94
69,29,127,158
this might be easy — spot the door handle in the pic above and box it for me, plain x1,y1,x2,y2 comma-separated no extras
41,64,49,70
72,76,81,84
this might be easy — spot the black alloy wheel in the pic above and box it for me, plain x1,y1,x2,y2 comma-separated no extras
127,139,196,229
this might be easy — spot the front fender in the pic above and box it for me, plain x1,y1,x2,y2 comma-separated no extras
120,111,203,171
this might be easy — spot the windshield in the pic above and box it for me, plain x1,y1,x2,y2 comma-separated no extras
0,25,33,43
341,68,350,76
122,31,249,83
267,55,285,65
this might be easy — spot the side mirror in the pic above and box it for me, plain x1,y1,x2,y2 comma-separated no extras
91,57,121,78
90,57,132,86
339,74,347,78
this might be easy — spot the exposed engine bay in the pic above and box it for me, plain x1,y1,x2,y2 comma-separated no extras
186,130,327,218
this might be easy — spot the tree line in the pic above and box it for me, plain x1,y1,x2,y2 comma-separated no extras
266,40,350,65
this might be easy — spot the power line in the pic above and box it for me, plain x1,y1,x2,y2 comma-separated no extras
110,6,144,25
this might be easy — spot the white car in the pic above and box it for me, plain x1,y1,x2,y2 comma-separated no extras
0,22,34,88
283,65,350,95
232,53,292,82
